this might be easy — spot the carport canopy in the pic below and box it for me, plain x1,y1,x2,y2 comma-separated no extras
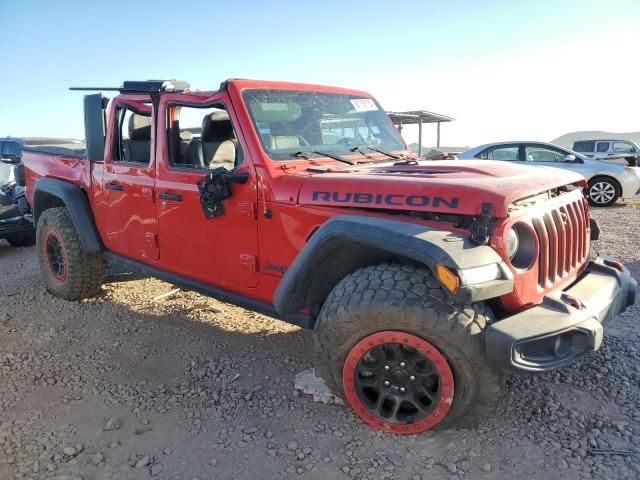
387,110,454,156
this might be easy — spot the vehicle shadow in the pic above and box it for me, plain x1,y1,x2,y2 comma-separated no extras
0,240,34,259
625,260,640,285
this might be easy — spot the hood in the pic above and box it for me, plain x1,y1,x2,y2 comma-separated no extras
297,160,585,217
580,157,626,172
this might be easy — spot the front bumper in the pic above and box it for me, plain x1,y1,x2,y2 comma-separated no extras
620,171,640,198
486,255,637,373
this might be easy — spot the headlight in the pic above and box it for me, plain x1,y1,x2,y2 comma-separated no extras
506,228,519,260
508,223,537,270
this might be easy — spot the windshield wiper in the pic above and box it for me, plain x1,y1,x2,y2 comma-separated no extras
362,146,405,160
293,151,355,165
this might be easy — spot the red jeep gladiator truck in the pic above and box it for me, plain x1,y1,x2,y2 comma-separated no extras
22,79,636,434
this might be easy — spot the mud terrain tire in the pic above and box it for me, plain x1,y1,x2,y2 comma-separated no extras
36,207,105,300
314,262,503,431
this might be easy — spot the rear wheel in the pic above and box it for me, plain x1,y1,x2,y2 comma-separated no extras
314,263,502,433
36,207,106,300
6,231,36,247
587,177,620,207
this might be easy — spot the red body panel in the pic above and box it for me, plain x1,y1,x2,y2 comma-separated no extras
22,79,591,315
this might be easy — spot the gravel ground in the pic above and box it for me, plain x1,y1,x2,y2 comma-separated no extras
0,201,639,480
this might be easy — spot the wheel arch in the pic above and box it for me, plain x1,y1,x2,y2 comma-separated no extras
273,215,511,318
33,177,103,253
588,174,622,190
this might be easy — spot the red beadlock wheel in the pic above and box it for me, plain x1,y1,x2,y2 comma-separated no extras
43,230,68,283
342,331,454,434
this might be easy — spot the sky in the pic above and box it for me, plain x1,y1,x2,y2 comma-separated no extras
1,0,639,148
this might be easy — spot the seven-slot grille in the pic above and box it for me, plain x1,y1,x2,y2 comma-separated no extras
531,197,589,288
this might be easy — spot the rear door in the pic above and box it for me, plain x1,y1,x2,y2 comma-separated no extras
476,144,524,163
95,98,159,261
593,141,611,160
154,92,259,288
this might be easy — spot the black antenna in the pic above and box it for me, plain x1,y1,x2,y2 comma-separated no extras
70,80,190,94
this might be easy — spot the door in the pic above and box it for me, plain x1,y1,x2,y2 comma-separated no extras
0,141,20,185
97,99,159,261
522,144,581,174
609,141,637,165
593,141,611,161
154,93,259,288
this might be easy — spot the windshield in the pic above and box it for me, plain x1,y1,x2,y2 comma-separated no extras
242,89,405,160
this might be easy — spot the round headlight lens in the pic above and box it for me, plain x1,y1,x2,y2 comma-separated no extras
506,228,519,260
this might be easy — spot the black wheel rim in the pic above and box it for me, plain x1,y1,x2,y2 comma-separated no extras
46,233,66,279
353,342,442,424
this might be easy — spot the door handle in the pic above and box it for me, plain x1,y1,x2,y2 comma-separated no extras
158,192,183,202
105,182,124,191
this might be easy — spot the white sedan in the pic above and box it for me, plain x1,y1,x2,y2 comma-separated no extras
458,141,640,207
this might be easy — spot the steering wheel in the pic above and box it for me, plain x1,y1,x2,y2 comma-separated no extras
334,137,355,146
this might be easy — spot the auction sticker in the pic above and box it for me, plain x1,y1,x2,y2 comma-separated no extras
350,98,378,112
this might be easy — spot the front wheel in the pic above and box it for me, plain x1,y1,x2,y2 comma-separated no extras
36,207,106,300
313,263,503,433
587,177,620,207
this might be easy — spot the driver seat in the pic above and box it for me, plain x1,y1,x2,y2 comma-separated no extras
187,112,237,170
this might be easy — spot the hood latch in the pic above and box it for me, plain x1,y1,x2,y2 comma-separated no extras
470,202,494,245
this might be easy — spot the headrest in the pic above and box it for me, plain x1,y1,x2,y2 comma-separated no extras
201,112,234,142
269,121,295,136
179,130,193,142
270,136,301,150
128,114,152,140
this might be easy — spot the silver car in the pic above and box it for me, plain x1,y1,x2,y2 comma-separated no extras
458,141,640,207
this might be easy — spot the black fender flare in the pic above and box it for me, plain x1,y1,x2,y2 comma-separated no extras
32,177,103,253
273,215,513,316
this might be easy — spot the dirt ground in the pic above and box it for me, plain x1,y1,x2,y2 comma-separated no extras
1,201,639,480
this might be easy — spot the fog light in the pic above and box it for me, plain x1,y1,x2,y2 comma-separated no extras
457,263,503,285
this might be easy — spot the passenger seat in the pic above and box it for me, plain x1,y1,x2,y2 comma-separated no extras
179,130,193,164
123,114,151,164
267,122,302,150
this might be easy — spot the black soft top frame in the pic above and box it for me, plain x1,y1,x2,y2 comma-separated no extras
70,80,190,94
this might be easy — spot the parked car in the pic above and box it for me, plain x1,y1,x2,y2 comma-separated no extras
21,79,635,434
0,138,36,246
458,141,640,207
572,139,640,166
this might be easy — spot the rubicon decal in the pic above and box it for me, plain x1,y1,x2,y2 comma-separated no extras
311,191,460,209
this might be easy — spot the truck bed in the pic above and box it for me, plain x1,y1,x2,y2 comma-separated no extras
22,148,92,208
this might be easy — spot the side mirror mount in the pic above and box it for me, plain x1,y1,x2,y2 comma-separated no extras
564,154,577,162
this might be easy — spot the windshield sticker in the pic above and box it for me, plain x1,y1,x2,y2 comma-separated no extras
350,98,378,112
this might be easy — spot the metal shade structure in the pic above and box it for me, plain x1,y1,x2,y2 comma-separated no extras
387,110,455,156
